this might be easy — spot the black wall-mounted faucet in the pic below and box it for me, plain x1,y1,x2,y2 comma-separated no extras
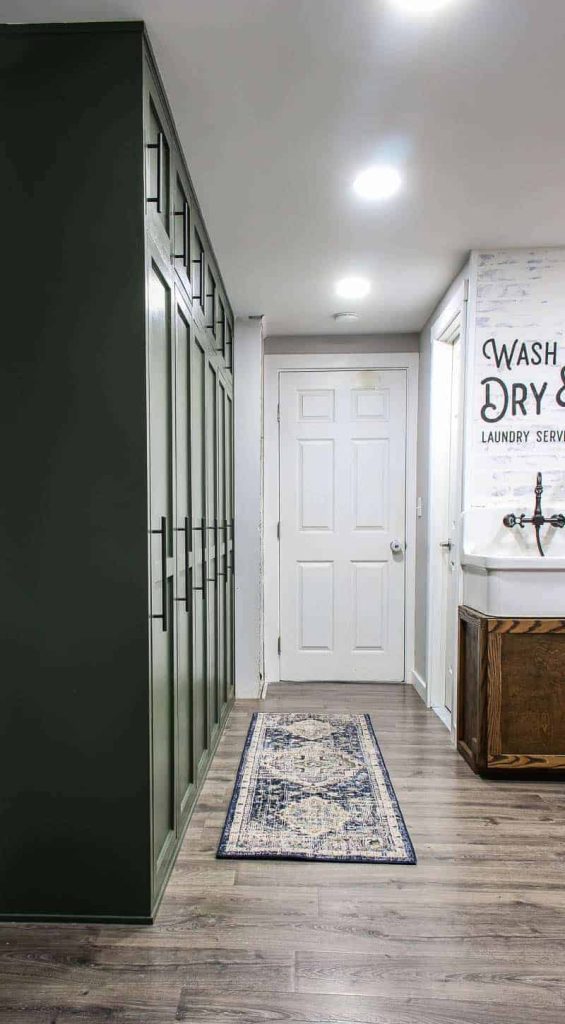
503,472,565,557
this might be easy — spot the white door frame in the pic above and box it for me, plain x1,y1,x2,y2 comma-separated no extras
426,290,468,734
263,352,419,685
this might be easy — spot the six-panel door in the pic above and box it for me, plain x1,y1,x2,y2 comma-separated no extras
279,369,407,682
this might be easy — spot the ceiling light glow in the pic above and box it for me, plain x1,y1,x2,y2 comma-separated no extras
353,165,402,201
393,0,453,12
335,277,371,300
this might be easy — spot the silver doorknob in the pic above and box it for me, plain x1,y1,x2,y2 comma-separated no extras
440,540,452,550
390,540,403,554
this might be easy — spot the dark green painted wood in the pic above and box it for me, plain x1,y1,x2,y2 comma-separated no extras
0,20,235,922
146,246,177,895
174,289,196,833
206,359,219,737
0,25,150,919
190,333,209,785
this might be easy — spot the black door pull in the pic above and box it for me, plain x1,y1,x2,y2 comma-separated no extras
147,131,165,213
174,200,189,267
150,515,168,631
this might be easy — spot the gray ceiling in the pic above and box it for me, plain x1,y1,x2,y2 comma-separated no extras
4,0,565,334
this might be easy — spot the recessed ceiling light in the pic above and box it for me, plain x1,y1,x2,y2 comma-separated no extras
393,0,454,13
335,277,371,300
353,165,401,201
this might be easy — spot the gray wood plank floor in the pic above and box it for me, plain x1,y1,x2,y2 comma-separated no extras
1,682,565,1023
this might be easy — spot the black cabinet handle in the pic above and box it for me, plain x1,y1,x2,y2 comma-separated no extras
192,245,204,304
174,200,189,267
174,516,190,612
150,515,168,631
227,518,234,575
207,519,217,582
147,131,165,213
192,518,207,598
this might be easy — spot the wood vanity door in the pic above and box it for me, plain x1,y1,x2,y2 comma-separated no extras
487,618,565,770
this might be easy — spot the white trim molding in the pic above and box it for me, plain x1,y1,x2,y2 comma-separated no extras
425,285,469,734
263,351,419,685
410,668,427,705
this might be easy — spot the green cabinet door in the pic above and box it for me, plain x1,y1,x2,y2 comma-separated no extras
225,391,235,700
217,378,227,713
174,290,195,830
205,359,219,738
147,251,176,896
190,331,209,782
145,75,172,251
173,167,193,302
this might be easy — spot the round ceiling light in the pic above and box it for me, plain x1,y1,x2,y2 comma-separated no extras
393,0,454,12
335,277,371,300
353,165,401,201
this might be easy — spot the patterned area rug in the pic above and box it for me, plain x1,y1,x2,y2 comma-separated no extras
217,713,416,864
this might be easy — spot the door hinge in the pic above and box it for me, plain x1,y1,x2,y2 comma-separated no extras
277,635,281,656
276,521,280,540
277,403,280,423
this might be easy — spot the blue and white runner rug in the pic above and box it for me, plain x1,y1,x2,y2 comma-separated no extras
217,713,416,864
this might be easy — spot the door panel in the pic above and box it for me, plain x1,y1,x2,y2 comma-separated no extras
146,96,171,243
147,257,176,884
173,171,192,299
205,360,219,733
174,293,194,825
225,392,234,699
190,332,208,780
279,369,406,682
217,379,227,712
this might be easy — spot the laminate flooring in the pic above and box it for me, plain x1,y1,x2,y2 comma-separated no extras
1,683,565,1023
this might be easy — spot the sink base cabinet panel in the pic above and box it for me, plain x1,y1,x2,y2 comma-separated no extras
457,607,565,776
0,22,234,922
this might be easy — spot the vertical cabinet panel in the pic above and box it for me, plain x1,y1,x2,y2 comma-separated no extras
173,169,192,300
144,50,234,911
206,359,219,736
190,333,209,780
217,380,227,711
145,93,172,247
225,392,234,700
147,255,176,891
174,293,194,828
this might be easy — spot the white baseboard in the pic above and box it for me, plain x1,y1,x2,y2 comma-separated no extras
432,703,453,733
410,669,427,705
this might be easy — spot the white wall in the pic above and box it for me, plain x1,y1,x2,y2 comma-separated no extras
234,318,264,698
415,245,565,697
264,333,419,355
464,248,565,555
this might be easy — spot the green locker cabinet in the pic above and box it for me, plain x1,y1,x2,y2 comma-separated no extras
0,21,234,922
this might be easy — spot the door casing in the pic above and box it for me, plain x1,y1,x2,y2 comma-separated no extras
426,295,468,734
263,352,419,685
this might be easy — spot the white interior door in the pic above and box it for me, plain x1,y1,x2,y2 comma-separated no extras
279,369,406,682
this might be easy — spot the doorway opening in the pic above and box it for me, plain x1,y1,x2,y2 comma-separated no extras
427,300,466,730
263,352,419,686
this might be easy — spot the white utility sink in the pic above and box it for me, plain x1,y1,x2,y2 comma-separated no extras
461,552,565,617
